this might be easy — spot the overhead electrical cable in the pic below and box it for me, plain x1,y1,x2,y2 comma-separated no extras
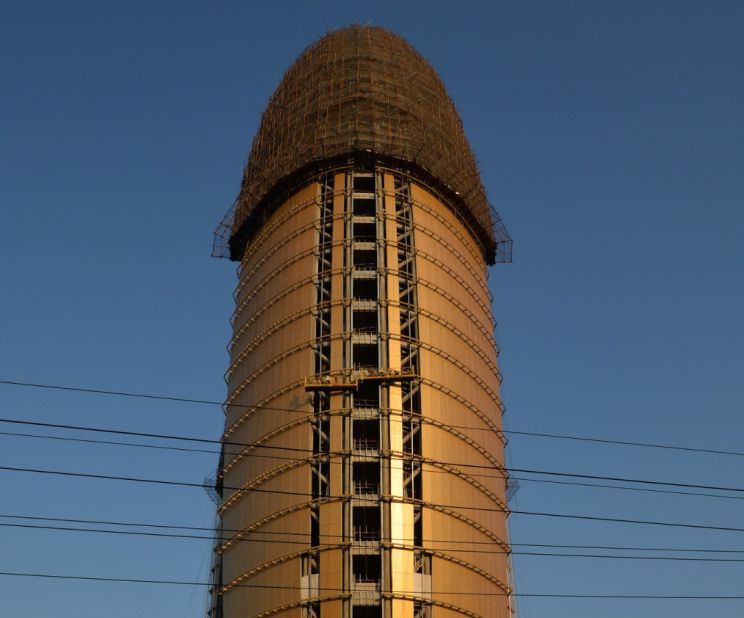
0,429,221,455
0,414,503,451
0,512,741,550
6,417,744,492
6,423,744,500
7,464,744,534
3,570,744,598
0,379,229,408
4,428,744,504
510,476,744,502
2,378,742,459
505,428,744,458
7,520,744,562
5,512,744,555
11,521,744,564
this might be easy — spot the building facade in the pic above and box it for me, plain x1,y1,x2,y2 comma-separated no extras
209,26,513,618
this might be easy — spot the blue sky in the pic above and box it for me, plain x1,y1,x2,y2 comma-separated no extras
1,1,743,616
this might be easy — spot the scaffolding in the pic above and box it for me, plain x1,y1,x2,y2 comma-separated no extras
212,25,511,265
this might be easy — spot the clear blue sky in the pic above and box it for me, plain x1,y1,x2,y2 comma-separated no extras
1,1,743,616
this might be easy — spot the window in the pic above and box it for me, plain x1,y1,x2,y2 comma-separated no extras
353,554,381,583
353,419,379,451
353,175,376,192
352,220,376,242
352,198,376,216
354,381,379,408
353,247,377,270
353,462,379,497
353,278,377,301
353,343,378,368
352,506,380,540
353,309,377,333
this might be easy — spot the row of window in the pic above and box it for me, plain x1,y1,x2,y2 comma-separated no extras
351,177,383,618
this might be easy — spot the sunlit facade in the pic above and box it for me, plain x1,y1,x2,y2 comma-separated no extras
209,26,513,618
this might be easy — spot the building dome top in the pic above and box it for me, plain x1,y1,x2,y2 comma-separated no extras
224,25,510,264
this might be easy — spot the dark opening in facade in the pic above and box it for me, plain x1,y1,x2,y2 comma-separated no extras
353,248,377,269
352,220,377,241
352,198,376,216
353,419,379,451
353,343,378,368
353,554,381,582
353,175,376,193
353,462,379,495
354,382,380,407
352,506,381,540
353,278,377,300
352,605,382,618
352,309,377,333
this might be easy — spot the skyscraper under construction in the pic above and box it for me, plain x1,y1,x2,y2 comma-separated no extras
208,25,513,618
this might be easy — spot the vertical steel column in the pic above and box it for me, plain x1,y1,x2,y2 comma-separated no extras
206,457,224,618
394,176,429,618
305,174,334,618
377,171,393,618
342,171,353,618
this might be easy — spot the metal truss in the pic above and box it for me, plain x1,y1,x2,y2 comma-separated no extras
306,173,335,618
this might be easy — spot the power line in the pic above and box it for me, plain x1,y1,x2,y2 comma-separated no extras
512,509,744,534
8,508,744,553
0,416,505,462
5,426,744,506
0,385,503,438
0,512,567,549
7,420,744,502
0,379,229,408
0,380,500,434
5,512,744,555
8,520,744,563
0,513,504,547
6,464,744,534
513,542,744,554
510,551,744,562
507,468,744,496
3,377,742,460
0,417,321,457
0,430,221,455
6,415,744,494
5,425,744,508
505,428,744,458
511,476,744,502
0,512,501,546
0,420,509,473
2,570,744,598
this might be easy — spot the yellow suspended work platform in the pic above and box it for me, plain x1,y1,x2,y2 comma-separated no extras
304,368,418,391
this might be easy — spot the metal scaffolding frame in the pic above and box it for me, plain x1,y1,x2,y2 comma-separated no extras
305,173,335,618
394,176,430,618
212,26,511,266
